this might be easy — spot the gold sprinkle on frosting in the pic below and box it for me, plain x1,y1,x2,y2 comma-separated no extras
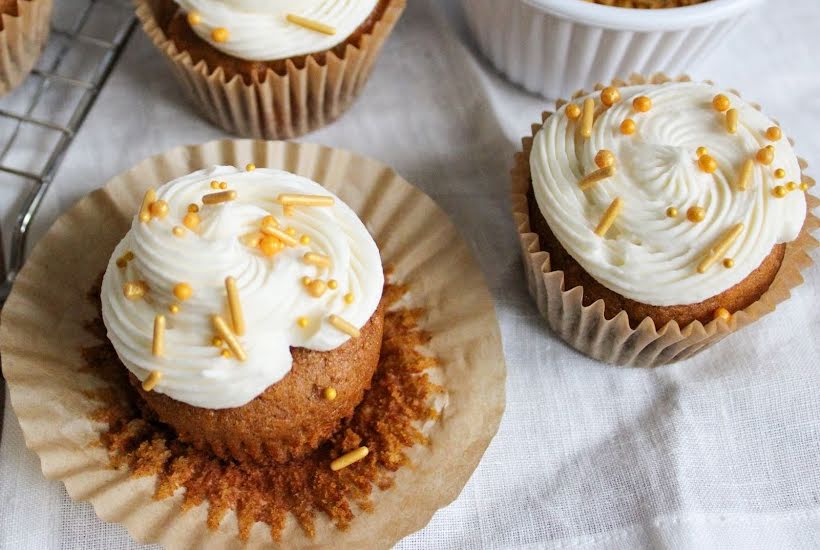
579,165,617,191
276,193,335,207
303,252,331,268
594,197,623,237
203,190,237,204
328,314,360,338
139,188,156,223
286,13,337,35
697,223,744,273
580,98,594,138
211,314,247,362
261,226,299,247
152,315,165,357
725,108,738,134
142,371,162,392
736,158,754,191
225,276,245,336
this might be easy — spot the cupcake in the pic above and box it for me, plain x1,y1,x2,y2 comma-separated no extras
513,76,816,366
101,165,385,462
135,0,405,138
0,0,52,96
460,0,764,99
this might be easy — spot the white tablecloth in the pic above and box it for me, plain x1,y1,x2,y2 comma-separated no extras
1,1,819,548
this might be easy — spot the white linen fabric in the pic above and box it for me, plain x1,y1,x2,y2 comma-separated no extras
1,0,819,548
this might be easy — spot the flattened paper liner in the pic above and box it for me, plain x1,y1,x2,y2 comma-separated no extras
512,73,819,368
0,0,52,96
0,140,506,548
135,0,405,139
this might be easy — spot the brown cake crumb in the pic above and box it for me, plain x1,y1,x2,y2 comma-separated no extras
82,277,442,541
584,0,709,8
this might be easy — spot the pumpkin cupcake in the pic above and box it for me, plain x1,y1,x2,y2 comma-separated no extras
513,76,816,366
135,0,405,138
101,165,385,462
0,0,52,95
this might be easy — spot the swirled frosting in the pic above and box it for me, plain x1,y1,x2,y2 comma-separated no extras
101,166,383,409
530,82,807,306
174,0,379,61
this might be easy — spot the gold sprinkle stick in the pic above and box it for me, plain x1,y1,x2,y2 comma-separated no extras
276,193,335,207
153,315,165,357
579,165,616,191
211,314,247,361
139,188,156,222
697,223,744,273
328,314,361,338
261,225,299,247
303,252,331,268
202,190,237,205
286,13,336,35
580,98,595,138
726,108,738,134
330,446,369,471
142,371,162,392
225,276,245,336
736,158,754,191
594,198,624,237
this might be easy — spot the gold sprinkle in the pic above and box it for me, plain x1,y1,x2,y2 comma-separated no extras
786,181,797,191
246,163,256,171
725,108,738,134
211,337,223,347
202,190,237,204
219,181,228,190
285,227,297,236
286,13,337,35
594,197,623,237
766,126,782,141
139,188,156,222
142,371,162,392
261,226,299,247
210,180,220,190
303,252,331,268
323,387,338,401
714,307,731,322
697,223,744,273
799,182,809,191
276,193,335,207
756,146,775,165
187,203,199,213
173,282,192,301
736,158,754,191
307,279,328,298
594,149,616,169
152,315,165,357
172,226,185,237
259,236,282,257
600,86,620,107
225,276,245,336
565,104,581,120
221,349,233,359
261,215,279,228
283,205,295,217
620,118,636,135
211,315,247,362
772,185,787,198
696,146,708,158
169,303,180,314
302,276,312,286
123,281,146,300
666,207,678,218
328,279,338,290
723,258,735,268
211,27,229,43
183,212,200,230
299,235,311,245
344,293,354,304
774,168,786,179
712,94,730,112
687,206,706,223
297,317,309,328
328,314,360,338
116,251,134,269
330,446,369,471
580,98,594,138
579,165,616,191
186,11,201,26
633,95,652,113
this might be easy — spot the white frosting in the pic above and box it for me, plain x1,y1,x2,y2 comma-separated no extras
530,82,807,307
173,0,379,61
101,166,384,409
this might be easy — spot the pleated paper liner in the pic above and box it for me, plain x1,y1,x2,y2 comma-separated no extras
135,0,405,140
512,73,819,368
0,139,506,548
0,0,52,96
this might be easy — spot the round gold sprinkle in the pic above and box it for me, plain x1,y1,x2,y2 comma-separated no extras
172,226,185,237
302,276,312,286
666,207,678,218
687,206,706,223
212,27,229,43
246,163,256,171
299,235,311,245
307,279,327,298
187,203,199,213
285,227,297,236
344,293,354,304
211,337,223,347
219,181,228,190
173,282,193,301
772,185,787,198
620,119,636,135
594,149,616,169
149,200,169,219
600,86,620,107
566,104,581,120
210,180,219,189
221,349,233,359
774,168,786,179
169,303,180,314
328,279,338,290
799,182,809,191
323,387,337,401
698,155,717,174
696,146,708,158
186,11,201,26
786,181,797,191
756,146,775,165
633,95,652,113
712,94,730,112
766,126,782,141
714,307,731,322
183,212,200,229
297,317,309,328
723,258,734,269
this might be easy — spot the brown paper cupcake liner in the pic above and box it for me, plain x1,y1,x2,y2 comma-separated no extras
512,73,819,368
135,0,405,139
1,139,506,548
0,0,52,96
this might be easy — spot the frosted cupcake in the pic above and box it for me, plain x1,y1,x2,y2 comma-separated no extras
101,165,385,462
135,0,405,138
0,0,52,95
513,77,815,366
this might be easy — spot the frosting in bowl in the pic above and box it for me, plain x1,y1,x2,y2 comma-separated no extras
174,0,379,61
530,81,807,307
101,166,384,409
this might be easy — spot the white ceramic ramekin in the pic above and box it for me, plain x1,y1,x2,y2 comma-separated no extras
460,0,765,99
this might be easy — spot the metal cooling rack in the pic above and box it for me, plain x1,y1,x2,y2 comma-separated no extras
0,0,137,304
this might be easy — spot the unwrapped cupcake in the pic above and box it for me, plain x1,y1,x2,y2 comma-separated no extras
0,0,52,95
135,0,405,138
512,76,817,367
101,165,385,462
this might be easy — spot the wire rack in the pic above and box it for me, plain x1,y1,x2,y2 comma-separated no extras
0,0,137,303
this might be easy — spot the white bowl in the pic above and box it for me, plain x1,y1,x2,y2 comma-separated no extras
460,0,766,99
